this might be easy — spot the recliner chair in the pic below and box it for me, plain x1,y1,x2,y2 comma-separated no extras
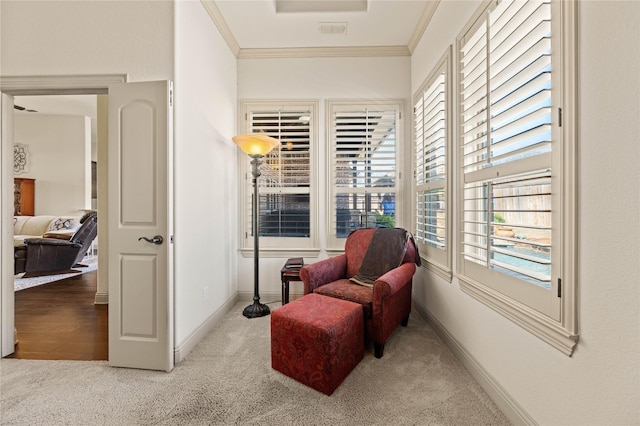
23,211,97,276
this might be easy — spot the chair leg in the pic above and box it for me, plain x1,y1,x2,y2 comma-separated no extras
374,342,385,359
401,314,409,327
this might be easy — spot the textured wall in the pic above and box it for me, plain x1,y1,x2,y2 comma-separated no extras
0,0,173,81
14,114,91,216
173,0,239,349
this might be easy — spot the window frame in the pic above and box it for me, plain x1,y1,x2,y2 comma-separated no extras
455,0,578,355
238,100,319,257
412,47,453,281
326,99,404,251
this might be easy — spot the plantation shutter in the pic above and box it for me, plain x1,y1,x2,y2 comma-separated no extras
247,108,311,239
460,0,556,315
329,103,399,245
415,71,447,253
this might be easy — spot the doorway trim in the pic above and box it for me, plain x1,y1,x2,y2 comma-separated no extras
0,74,127,357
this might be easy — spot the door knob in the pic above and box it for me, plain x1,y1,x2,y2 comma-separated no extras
138,235,164,245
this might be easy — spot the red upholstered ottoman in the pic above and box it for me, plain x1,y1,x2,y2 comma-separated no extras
271,293,364,395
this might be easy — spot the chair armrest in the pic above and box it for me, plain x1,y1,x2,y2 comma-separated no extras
372,262,417,303
300,254,347,294
24,238,81,248
42,230,74,240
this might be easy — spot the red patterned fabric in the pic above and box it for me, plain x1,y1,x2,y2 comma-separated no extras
299,228,418,358
314,279,373,318
271,293,364,395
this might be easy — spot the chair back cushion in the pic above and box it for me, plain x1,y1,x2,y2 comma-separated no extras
70,213,97,245
70,212,97,265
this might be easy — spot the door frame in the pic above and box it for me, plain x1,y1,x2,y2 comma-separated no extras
0,74,126,357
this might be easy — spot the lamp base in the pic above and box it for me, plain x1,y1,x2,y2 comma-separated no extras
242,301,270,318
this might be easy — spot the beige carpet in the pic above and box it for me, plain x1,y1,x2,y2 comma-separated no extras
0,301,510,425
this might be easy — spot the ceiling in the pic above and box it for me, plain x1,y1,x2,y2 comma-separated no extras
213,0,436,52
14,95,97,120
14,95,98,144
11,1,435,121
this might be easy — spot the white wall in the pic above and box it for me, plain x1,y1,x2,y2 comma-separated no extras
14,114,91,216
0,1,173,81
173,0,239,351
237,56,411,299
1,1,240,357
410,1,640,425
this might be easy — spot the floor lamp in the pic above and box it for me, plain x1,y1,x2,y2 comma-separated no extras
232,134,280,318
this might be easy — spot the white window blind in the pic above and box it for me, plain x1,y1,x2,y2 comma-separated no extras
328,102,400,248
249,109,310,238
240,102,317,250
415,63,447,259
459,0,558,316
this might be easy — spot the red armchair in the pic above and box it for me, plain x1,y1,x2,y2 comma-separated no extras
300,228,419,358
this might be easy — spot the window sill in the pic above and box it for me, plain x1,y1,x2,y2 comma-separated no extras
458,274,578,356
420,258,453,282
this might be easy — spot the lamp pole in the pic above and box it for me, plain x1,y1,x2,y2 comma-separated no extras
243,154,270,318
232,133,279,318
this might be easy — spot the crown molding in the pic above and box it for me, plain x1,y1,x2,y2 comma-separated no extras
407,0,441,54
201,0,240,57
237,45,410,59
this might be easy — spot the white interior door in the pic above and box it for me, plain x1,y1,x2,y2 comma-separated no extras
108,80,173,371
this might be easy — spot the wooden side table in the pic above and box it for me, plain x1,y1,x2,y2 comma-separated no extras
281,257,304,305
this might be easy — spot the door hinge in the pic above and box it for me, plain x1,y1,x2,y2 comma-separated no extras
170,89,173,107
557,278,562,298
558,108,562,127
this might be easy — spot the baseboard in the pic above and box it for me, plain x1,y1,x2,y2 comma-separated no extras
173,293,240,363
236,290,288,305
412,299,537,426
94,292,108,305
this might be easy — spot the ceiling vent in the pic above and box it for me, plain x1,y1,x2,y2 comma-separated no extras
318,22,348,35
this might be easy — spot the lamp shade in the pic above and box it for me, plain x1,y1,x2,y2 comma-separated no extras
232,134,280,156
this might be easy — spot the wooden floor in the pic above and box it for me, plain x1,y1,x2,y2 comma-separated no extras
6,270,108,361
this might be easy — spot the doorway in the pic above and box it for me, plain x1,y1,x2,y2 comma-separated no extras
0,74,123,359
9,94,104,360
2,75,174,372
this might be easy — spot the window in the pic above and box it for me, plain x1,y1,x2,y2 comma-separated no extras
413,48,452,280
239,101,318,253
457,0,577,354
327,101,402,250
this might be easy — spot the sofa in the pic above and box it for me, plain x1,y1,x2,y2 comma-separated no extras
13,215,83,274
